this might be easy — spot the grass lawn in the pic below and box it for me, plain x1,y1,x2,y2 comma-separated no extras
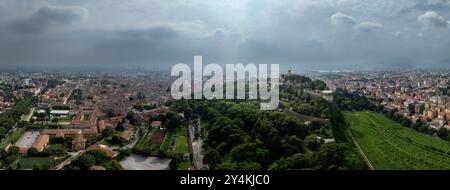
99,137,115,147
174,136,189,154
136,128,157,149
160,129,175,153
54,116,74,125
57,116,74,122
82,113,90,121
57,121,71,125
18,156,55,169
178,160,191,170
173,126,189,154
175,127,188,136
101,131,129,147
346,111,450,170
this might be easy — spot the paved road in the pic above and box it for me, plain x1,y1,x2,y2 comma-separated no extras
22,107,35,122
122,127,141,150
189,119,207,170
55,150,85,170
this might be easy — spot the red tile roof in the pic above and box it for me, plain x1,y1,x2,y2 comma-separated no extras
18,147,28,155
120,129,133,141
88,144,118,158
42,129,82,136
32,134,49,152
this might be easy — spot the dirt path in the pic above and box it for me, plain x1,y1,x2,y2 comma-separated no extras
348,128,375,170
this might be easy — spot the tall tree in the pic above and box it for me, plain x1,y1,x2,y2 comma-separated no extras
203,149,222,169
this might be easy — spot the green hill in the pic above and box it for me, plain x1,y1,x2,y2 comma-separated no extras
345,111,450,170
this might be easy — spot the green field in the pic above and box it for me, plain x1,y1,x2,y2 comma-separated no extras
174,127,189,154
346,111,450,170
174,136,189,154
135,128,157,149
178,160,191,170
18,157,55,169
160,129,175,153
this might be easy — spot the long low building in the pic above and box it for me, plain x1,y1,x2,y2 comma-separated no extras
14,131,40,155
32,134,49,152
41,129,83,139
50,110,70,116
14,132,49,155
88,144,118,158
42,128,98,140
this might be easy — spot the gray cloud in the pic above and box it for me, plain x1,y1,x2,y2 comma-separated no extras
120,26,179,39
330,12,383,34
354,21,383,32
1,0,450,71
331,13,357,26
414,0,450,12
11,5,88,33
418,11,449,28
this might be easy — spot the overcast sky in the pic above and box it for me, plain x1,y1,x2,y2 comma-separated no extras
1,0,450,71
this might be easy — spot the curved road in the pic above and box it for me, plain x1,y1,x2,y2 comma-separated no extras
55,150,85,170
122,127,141,150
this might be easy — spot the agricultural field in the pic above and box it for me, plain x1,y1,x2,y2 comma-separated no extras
134,127,169,156
135,127,157,150
159,130,175,153
150,130,166,145
346,111,450,170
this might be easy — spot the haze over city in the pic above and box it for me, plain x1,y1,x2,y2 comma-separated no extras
1,0,450,181
1,0,450,71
